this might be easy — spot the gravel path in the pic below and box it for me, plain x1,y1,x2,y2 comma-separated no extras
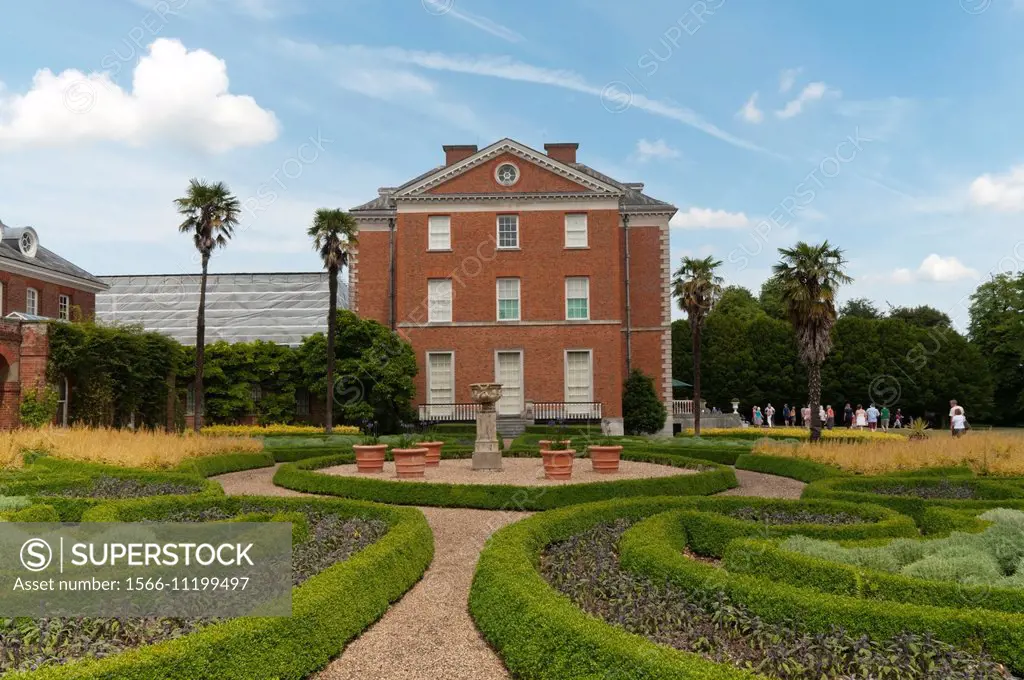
321,457,695,486
716,468,806,499
211,460,802,679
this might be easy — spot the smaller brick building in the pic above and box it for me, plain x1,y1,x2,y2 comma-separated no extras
0,218,108,428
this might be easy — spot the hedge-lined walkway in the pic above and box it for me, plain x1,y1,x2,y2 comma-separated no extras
716,468,806,499
211,461,802,679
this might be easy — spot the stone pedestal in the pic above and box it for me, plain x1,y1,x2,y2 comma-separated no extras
471,382,503,471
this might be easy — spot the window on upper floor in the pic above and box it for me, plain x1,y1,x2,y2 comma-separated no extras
428,215,451,250
25,287,38,316
58,294,70,321
565,213,588,248
497,215,519,249
565,277,590,320
496,277,520,321
428,278,453,322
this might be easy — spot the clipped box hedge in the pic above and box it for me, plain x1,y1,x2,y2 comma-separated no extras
274,451,736,510
15,495,432,680
619,507,1024,675
175,452,276,478
802,475,1024,523
723,536,1024,615
735,453,846,482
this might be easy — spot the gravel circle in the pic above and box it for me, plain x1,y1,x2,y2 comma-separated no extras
716,469,806,499
320,457,696,486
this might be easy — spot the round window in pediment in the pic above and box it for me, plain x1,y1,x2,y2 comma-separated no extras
495,162,520,186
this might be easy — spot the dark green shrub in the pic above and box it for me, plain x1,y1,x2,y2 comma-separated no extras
735,453,845,482
19,387,59,428
622,369,667,435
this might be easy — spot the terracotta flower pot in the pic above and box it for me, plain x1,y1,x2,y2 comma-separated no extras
541,449,575,480
392,447,427,479
353,444,387,473
420,441,444,467
588,445,623,474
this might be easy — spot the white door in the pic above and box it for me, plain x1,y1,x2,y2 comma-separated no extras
496,351,523,416
564,350,593,417
427,352,454,418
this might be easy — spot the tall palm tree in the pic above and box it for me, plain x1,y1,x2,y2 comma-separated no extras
772,241,852,442
175,179,240,432
672,256,723,436
308,209,358,434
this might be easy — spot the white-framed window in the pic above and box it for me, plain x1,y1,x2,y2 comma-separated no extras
251,384,262,403
185,386,195,416
565,213,588,248
497,215,519,249
426,351,455,416
565,350,594,411
565,277,590,320
496,277,520,321
58,294,70,321
427,278,453,322
428,215,451,251
25,287,38,316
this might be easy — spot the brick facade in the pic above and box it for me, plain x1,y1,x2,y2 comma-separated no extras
351,139,675,432
0,271,96,320
0,321,51,429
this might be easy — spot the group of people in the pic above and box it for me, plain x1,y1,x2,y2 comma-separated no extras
751,402,906,430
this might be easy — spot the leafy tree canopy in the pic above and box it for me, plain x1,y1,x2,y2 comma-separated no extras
840,297,881,319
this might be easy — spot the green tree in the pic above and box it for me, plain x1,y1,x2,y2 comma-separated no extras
671,256,723,434
713,285,766,323
773,241,852,441
699,312,757,413
175,179,240,431
969,273,1024,425
308,208,358,433
297,310,417,433
758,276,788,320
888,305,952,328
622,369,667,435
840,297,881,319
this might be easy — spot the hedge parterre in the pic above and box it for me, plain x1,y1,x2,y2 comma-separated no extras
469,495,925,680
5,495,432,680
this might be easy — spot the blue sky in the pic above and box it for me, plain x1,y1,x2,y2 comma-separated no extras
2,0,1024,326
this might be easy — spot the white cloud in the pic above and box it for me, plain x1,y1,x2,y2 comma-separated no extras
779,67,801,93
969,165,1024,211
738,92,763,124
634,138,680,162
423,0,524,43
283,41,769,154
0,38,278,152
671,207,751,230
889,254,978,283
775,81,833,119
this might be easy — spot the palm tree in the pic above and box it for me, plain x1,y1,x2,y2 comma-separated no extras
175,179,240,432
308,209,358,434
672,256,723,435
772,241,851,442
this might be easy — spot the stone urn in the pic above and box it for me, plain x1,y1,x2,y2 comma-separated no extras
392,447,427,478
588,445,622,474
471,382,503,471
353,444,387,473
731,399,740,414
420,441,444,467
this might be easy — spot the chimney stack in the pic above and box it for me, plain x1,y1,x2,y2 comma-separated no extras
443,144,478,165
544,142,579,164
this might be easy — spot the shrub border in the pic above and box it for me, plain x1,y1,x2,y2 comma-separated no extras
734,453,846,482
273,451,736,510
14,495,432,680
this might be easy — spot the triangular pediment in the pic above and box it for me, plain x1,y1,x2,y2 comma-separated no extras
393,139,623,197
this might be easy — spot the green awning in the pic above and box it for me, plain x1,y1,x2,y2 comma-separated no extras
672,379,691,388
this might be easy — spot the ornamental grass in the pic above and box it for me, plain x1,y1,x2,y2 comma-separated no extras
753,431,1024,475
0,425,262,470
685,426,905,441
201,424,361,437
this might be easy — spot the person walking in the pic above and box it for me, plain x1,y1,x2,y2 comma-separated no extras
765,403,775,428
866,403,880,431
801,405,811,428
855,404,867,429
950,403,967,437
826,404,835,430
753,406,763,427
880,405,890,432
892,409,903,428
844,402,854,429
782,403,791,427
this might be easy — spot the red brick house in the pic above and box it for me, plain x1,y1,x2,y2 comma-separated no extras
350,139,675,435
0,219,108,428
